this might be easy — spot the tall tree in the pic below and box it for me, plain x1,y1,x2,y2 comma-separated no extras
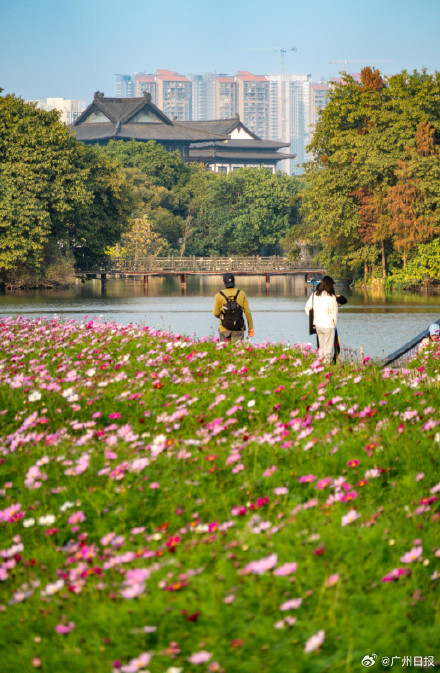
300,68,440,280
0,93,132,281
186,168,301,256
385,121,440,266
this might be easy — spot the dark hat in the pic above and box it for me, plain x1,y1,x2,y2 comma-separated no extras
336,295,348,305
223,273,235,288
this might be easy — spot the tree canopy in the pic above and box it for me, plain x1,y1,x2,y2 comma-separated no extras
0,93,133,284
102,140,302,257
185,168,302,256
299,68,440,282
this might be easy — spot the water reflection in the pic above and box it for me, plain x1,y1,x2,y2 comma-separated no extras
1,276,440,359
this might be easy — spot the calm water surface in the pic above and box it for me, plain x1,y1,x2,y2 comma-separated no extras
1,276,440,360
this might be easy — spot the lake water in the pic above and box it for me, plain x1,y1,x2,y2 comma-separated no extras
1,275,440,360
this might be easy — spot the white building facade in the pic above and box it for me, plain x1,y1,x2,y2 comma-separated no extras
267,74,312,175
27,98,86,125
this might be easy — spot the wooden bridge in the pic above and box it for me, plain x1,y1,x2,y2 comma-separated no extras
76,256,325,291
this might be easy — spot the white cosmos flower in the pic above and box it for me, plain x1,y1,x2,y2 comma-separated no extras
85,368,96,377
28,391,42,402
59,501,75,512
23,518,35,528
62,388,74,398
38,514,56,526
247,400,256,408
41,579,64,596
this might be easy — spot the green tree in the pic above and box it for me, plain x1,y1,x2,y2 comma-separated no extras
103,139,189,191
0,93,132,283
186,168,301,256
300,68,440,280
385,121,440,266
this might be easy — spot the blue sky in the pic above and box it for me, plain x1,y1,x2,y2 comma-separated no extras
1,0,440,102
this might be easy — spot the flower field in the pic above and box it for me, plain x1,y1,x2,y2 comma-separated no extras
0,316,439,673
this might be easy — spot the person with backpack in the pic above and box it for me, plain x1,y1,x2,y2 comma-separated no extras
213,273,254,343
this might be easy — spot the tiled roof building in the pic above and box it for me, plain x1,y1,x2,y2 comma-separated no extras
71,93,293,171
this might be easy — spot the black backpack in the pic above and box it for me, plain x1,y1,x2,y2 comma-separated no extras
219,290,245,331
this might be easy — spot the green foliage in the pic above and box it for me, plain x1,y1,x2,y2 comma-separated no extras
385,237,440,288
107,216,170,259
103,140,301,257
300,68,440,281
103,139,189,190
0,95,133,283
186,168,302,256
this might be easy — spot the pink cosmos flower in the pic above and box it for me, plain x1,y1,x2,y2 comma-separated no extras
188,651,212,665
274,487,288,495
244,553,278,575
304,629,325,653
149,482,160,489
54,622,75,634
223,594,235,604
263,466,277,477
341,509,360,526
273,562,297,576
326,574,339,587
120,583,146,599
109,412,121,420
315,477,332,490
0,568,8,581
347,459,359,468
68,511,85,525
299,474,316,483
382,568,411,582
279,598,302,610
120,652,152,673
400,546,423,563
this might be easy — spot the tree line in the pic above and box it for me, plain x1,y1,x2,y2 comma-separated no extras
0,91,301,287
2,69,440,288
302,67,440,287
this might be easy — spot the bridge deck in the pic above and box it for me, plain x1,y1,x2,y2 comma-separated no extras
76,256,324,276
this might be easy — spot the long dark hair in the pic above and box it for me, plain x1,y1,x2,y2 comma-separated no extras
315,275,335,296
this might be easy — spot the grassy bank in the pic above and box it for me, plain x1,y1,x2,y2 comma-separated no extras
0,317,439,673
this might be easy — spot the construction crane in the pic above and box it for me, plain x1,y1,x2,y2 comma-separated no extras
246,47,298,73
329,59,393,73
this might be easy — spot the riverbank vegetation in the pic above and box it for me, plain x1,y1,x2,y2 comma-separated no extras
0,92,133,288
299,68,440,287
3,69,440,290
1,317,440,672
103,139,302,258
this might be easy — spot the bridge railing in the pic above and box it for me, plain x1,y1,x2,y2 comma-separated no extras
76,256,323,274
381,318,440,368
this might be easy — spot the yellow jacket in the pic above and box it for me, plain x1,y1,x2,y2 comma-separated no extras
213,287,253,332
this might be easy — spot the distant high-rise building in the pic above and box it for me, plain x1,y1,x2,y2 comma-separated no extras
235,71,269,139
154,69,192,121
309,82,330,133
115,74,134,98
133,73,156,99
117,70,192,120
215,76,237,120
113,68,331,173
27,97,86,125
189,73,217,121
267,74,311,175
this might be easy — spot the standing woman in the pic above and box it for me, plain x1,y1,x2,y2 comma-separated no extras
305,276,338,364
